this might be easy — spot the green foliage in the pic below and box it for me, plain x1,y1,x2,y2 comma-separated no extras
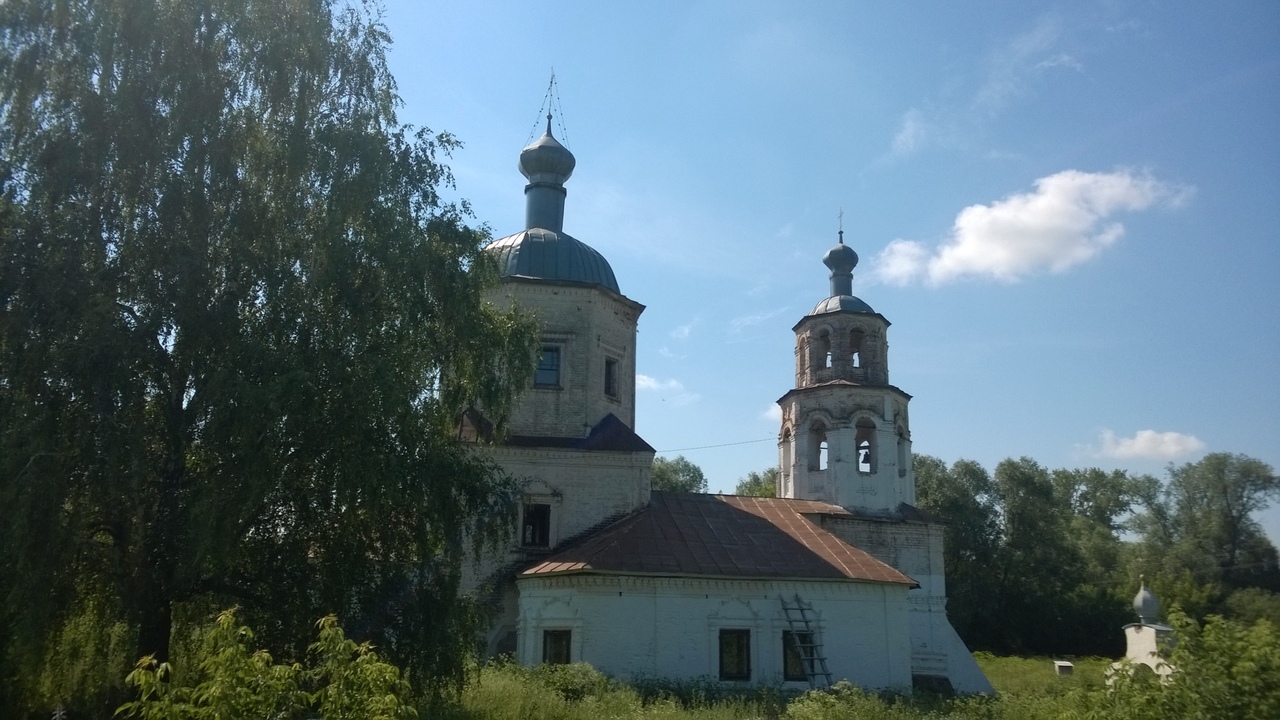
29,596,133,715
1092,611,1280,720
652,455,709,493
445,622,1280,718
1132,453,1280,599
0,0,536,713
529,662,619,703
734,467,778,497
117,609,416,719
1226,587,1280,626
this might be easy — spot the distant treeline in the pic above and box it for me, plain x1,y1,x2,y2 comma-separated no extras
913,452,1280,656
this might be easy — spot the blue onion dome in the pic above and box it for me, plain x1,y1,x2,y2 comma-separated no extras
487,229,620,294
519,118,575,185
810,231,874,315
823,241,858,274
1133,577,1161,625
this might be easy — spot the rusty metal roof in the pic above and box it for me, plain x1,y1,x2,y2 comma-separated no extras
521,491,916,585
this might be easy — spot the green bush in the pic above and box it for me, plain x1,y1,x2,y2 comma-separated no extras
117,609,416,720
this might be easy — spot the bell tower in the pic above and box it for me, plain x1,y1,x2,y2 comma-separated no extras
776,230,914,513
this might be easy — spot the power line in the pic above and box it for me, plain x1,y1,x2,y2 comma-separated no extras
657,437,776,454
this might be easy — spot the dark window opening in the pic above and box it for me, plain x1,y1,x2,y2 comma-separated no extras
535,347,560,387
543,629,571,664
783,631,814,681
719,629,751,681
604,358,619,398
850,330,864,369
522,503,550,547
812,330,831,371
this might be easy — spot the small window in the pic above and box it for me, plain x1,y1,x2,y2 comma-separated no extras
858,440,872,473
783,631,813,681
851,351,860,368
819,440,829,471
543,629,571,665
535,347,560,387
719,629,751,681
604,358,619,398
522,503,550,547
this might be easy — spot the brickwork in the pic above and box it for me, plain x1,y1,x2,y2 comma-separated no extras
779,383,914,512
488,279,644,438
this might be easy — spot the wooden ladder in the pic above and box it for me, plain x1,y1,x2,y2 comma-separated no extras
780,594,833,690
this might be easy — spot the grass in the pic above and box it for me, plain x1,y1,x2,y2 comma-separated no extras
438,654,1118,719
973,651,1111,695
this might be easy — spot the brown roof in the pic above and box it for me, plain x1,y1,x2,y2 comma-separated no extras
521,491,916,586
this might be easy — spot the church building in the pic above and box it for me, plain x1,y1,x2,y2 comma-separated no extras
463,118,991,693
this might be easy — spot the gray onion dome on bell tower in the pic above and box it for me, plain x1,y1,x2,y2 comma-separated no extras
1134,576,1161,625
824,230,859,296
810,229,876,315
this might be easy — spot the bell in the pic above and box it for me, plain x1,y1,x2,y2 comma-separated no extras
860,450,871,464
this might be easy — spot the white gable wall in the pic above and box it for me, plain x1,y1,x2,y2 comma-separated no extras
516,574,913,690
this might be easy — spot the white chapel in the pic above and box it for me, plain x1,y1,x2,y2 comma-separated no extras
462,118,991,694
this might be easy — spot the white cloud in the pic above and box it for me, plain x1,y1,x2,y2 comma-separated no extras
729,308,787,335
1097,429,1206,460
892,109,929,155
671,323,693,340
636,374,682,392
657,346,682,359
761,405,782,422
1036,53,1083,71
870,169,1189,286
882,17,1081,157
635,374,700,407
972,19,1064,116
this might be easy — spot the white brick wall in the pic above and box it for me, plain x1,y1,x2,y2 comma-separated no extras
517,574,913,690
488,280,644,438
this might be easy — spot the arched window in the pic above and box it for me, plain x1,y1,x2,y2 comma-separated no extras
849,329,864,369
811,330,832,371
808,423,828,471
855,418,876,474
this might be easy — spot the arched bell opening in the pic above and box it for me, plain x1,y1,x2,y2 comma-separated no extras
808,422,829,472
855,418,876,474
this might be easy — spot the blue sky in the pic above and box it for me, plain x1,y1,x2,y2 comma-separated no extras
379,1,1280,540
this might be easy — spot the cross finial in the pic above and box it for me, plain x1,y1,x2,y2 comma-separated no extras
838,208,845,244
